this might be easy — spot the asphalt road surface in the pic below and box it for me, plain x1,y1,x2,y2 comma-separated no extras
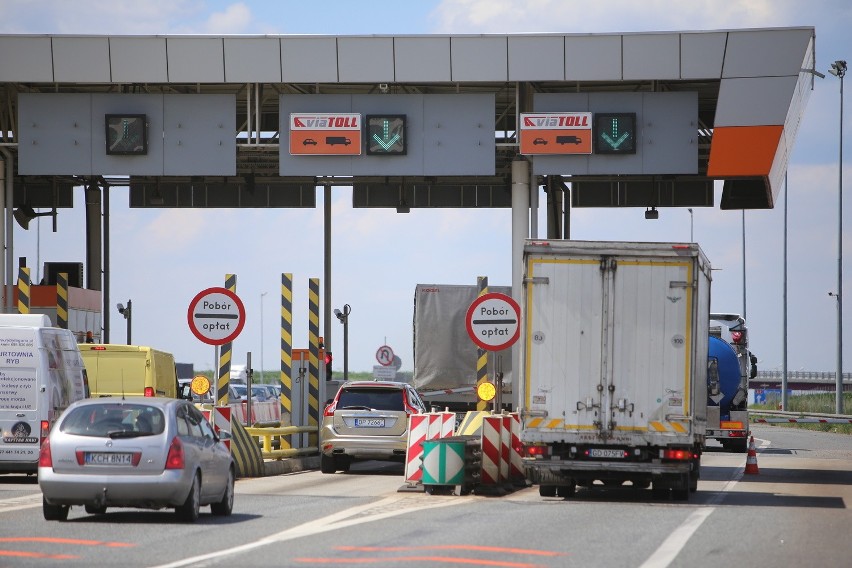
0,425,849,567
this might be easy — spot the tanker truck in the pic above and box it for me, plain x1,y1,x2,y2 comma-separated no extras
706,313,756,453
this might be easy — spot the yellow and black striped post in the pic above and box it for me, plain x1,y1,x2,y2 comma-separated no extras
476,276,489,411
279,273,293,449
217,274,237,407
307,278,320,447
56,273,69,329
17,267,30,314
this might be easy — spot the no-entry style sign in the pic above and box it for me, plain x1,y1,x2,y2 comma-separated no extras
187,287,246,345
465,292,521,351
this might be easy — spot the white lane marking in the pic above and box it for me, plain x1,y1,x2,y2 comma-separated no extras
639,438,766,568
149,493,469,568
0,493,42,513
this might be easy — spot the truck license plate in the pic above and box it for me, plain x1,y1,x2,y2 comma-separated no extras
85,452,133,465
354,418,385,428
589,448,624,459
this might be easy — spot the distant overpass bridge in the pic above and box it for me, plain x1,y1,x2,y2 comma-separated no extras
750,370,852,392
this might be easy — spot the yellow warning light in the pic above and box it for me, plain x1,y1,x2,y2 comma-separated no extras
476,381,497,402
191,375,211,396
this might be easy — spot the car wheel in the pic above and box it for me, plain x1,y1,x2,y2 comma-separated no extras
211,467,235,516
43,498,69,521
84,504,107,515
336,456,351,472
320,454,337,474
176,473,201,522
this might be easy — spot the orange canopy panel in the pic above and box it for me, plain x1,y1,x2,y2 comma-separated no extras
707,125,783,178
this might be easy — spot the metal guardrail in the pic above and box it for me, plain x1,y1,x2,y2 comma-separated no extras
753,370,852,383
243,425,318,460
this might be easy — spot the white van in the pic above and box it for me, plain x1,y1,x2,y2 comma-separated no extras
0,314,89,474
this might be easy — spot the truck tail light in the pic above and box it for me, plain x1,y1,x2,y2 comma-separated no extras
524,444,550,458
40,420,50,445
730,331,743,344
662,449,692,460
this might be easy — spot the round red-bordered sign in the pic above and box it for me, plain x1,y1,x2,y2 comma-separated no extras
465,292,521,351
187,287,246,346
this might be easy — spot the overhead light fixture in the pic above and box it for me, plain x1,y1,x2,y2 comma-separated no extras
14,205,57,230
645,207,659,220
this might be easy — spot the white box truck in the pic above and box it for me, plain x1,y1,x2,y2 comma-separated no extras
0,314,89,474
520,241,711,500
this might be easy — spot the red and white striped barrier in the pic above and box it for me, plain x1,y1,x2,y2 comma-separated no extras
405,414,430,483
214,406,232,451
481,415,503,485
753,418,852,424
507,412,525,481
405,411,457,484
500,415,511,482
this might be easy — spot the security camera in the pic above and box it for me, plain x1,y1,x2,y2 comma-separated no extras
117,303,125,314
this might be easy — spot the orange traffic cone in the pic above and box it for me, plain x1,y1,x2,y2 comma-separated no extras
744,436,759,475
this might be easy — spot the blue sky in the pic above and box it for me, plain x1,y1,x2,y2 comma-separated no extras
0,1,850,376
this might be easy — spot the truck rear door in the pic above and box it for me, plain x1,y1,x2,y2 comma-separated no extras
608,256,695,436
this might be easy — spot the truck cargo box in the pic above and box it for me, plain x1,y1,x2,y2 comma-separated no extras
520,240,711,500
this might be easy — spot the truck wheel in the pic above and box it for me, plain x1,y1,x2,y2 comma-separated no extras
731,438,748,453
556,482,576,498
538,485,557,497
690,457,700,492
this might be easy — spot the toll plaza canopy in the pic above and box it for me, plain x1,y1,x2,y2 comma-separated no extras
0,27,815,216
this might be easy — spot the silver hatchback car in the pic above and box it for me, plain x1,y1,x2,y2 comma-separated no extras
320,380,427,473
38,397,234,522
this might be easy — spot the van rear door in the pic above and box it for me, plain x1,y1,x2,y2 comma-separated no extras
81,346,147,397
0,327,42,470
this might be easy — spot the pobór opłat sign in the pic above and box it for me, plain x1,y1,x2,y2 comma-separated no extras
187,287,246,346
465,292,521,351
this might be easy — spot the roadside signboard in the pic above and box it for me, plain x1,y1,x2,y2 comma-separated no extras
187,287,246,345
373,365,397,380
519,112,593,155
289,113,362,156
465,292,521,351
376,345,395,367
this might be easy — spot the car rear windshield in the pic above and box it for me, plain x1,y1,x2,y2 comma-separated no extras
60,403,166,437
337,387,404,411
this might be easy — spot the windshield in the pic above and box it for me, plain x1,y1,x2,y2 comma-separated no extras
60,403,165,437
337,388,404,411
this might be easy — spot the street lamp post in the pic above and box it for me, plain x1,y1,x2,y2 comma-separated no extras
829,59,846,414
117,299,131,345
260,292,267,384
334,304,351,381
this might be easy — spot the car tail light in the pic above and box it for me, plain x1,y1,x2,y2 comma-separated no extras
38,438,52,468
144,387,155,397
402,391,419,415
165,436,185,469
323,399,338,417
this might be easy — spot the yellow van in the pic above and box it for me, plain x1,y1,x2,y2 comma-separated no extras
80,344,178,398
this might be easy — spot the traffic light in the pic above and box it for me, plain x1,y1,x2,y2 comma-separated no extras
324,351,333,380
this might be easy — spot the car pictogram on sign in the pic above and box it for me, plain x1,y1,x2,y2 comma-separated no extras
302,138,318,146
533,138,548,145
